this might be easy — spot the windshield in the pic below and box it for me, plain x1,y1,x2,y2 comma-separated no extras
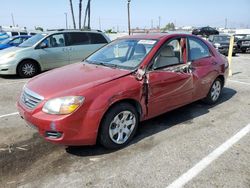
0,38,11,44
243,35,250,40
86,39,157,70
19,33,47,47
214,36,230,43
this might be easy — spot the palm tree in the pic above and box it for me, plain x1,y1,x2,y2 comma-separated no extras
79,0,82,29
83,0,91,29
69,0,76,29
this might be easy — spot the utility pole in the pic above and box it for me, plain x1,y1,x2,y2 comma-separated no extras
83,0,91,29
225,18,227,29
88,0,91,29
158,16,161,29
11,13,15,27
64,13,68,29
99,16,101,30
69,0,76,29
79,0,82,29
127,0,131,35
151,19,153,29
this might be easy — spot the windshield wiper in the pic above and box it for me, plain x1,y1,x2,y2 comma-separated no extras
84,60,118,68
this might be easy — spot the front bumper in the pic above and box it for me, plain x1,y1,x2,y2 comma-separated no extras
17,99,104,146
0,58,17,75
217,46,237,55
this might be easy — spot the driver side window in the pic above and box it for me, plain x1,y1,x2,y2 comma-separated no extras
153,38,186,69
42,34,65,48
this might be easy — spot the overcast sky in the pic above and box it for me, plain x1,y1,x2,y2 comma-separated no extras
1,0,250,31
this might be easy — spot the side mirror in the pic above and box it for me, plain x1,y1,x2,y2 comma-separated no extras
40,42,48,49
135,68,146,81
186,62,195,73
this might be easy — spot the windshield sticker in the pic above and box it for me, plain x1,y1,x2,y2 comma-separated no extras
138,40,156,45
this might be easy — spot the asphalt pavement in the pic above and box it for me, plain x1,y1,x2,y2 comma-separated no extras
0,53,249,188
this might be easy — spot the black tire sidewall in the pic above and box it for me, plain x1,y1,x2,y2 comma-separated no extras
17,61,38,78
203,78,222,105
99,103,139,149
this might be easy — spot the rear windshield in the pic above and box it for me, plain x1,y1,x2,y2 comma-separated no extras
214,36,230,43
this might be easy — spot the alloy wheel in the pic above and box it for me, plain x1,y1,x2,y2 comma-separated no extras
109,110,136,144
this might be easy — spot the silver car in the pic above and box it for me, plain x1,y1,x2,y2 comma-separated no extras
0,30,110,77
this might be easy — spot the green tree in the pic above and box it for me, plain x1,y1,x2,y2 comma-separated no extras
163,22,175,31
35,26,44,32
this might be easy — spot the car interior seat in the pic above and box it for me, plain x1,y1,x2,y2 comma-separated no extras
154,45,179,69
131,44,146,60
51,38,58,47
58,38,64,47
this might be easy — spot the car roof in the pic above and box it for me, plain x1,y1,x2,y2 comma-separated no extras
211,34,229,37
119,33,193,40
44,29,104,35
10,35,31,39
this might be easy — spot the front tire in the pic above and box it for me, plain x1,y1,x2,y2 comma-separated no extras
203,78,222,104
17,60,39,78
99,103,139,149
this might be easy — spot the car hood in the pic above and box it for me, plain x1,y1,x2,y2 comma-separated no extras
0,46,30,56
217,42,229,46
27,62,132,99
0,44,10,50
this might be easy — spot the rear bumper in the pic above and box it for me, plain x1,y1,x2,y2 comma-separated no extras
17,99,104,146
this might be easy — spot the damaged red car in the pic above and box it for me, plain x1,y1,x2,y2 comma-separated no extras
17,34,229,149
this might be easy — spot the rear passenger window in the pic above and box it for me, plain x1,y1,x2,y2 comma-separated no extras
11,32,18,36
20,32,28,35
89,33,108,44
67,32,90,46
188,38,210,61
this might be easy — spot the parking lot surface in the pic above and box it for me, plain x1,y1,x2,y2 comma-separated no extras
0,54,250,188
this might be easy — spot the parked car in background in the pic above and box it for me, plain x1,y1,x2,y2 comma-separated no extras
236,34,250,53
0,30,110,77
0,35,31,50
0,32,9,42
17,33,229,149
208,34,236,56
192,27,219,37
234,34,247,41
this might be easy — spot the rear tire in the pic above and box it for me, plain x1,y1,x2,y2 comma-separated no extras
99,103,139,149
241,49,246,53
17,60,39,78
203,78,222,105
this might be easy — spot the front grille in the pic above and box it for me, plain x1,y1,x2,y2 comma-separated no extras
21,87,44,109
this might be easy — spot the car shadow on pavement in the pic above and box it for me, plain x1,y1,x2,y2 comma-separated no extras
0,75,23,80
66,87,237,157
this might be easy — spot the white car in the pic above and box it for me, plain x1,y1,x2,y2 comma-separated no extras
0,30,110,77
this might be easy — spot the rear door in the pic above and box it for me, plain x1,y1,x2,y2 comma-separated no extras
66,32,108,63
187,36,219,100
146,37,193,118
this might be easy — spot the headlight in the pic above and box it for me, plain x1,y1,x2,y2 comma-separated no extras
2,52,16,59
42,96,84,115
214,43,221,48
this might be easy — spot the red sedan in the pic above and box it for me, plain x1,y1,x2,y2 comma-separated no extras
17,34,229,149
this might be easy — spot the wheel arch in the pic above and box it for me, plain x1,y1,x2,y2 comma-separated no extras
217,74,225,88
97,98,143,140
17,58,42,74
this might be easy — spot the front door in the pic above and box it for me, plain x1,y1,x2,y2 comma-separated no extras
38,33,69,70
146,37,193,118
